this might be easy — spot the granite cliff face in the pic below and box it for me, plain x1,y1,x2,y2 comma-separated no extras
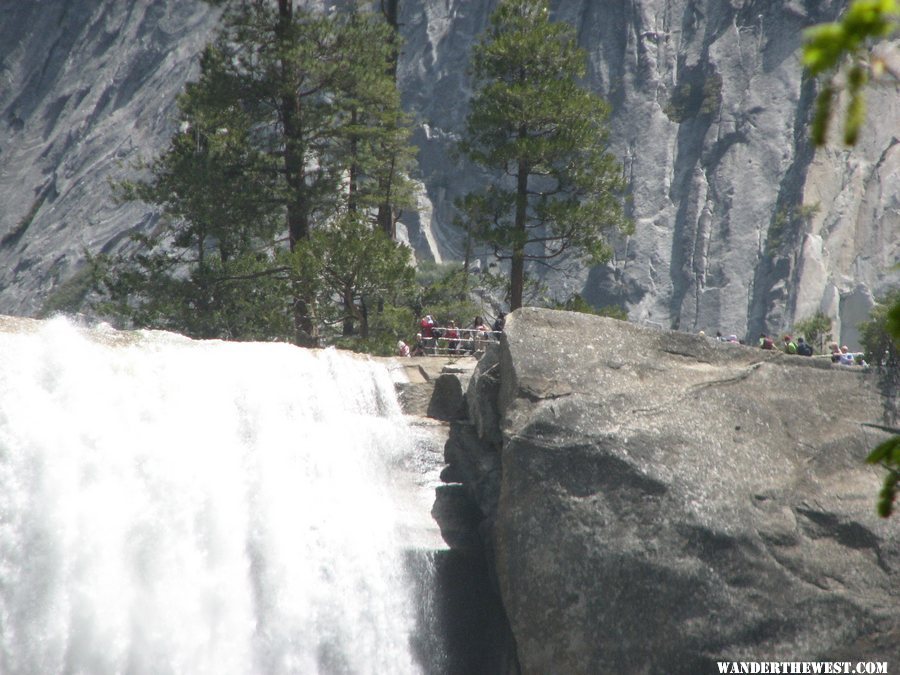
398,0,900,346
442,308,898,672
0,1,220,316
0,0,898,343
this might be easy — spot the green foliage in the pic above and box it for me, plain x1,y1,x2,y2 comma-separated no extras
859,289,900,369
457,0,631,310
793,311,833,353
333,304,415,356
39,265,97,318
663,69,723,122
414,262,482,329
766,202,820,254
90,243,293,341
91,2,416,346
290,211,416,342
553,293,627,320
804,0,897,75
859,289,900,516
867,435,900,517
803,0,898,145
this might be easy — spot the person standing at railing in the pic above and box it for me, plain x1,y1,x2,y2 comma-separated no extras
446,320,461,355
411,333,426,356
829,342,842,363
782,335,798,354
839,345,855,366
420,314,436,352
469,316,491,353
492,312,506,334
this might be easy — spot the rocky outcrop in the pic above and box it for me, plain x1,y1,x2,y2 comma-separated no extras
445,307,898,672
383,352,520,673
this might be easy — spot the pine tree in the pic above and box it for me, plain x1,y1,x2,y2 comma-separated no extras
92,1,416,346
91,44,291,340
458,0,631,311
292,211,415,341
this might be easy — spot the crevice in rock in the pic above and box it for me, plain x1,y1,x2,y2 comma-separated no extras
690,362,762,390
794,506,891,574
426,345,521,673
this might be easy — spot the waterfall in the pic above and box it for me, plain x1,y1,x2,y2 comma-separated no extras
0,316,436,675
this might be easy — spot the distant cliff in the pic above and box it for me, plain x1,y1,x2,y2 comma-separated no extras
398,0,900,346
0,1,220,315
442,308,898,671
0,0,898,344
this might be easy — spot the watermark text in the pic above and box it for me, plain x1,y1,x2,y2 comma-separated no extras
716,662,888,674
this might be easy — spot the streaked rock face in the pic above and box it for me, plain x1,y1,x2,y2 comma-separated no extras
398,0,900,346
452,307,898,671
0,1,220,315
0,1,898,345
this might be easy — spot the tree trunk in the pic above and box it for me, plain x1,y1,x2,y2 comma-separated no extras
376,152,397,239
342,287,356,336
510,155,529,311
360,296,369,339
348,108,359,212
377,0,400,239
278,0,318,346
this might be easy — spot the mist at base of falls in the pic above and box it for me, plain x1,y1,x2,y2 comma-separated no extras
0,317,448,675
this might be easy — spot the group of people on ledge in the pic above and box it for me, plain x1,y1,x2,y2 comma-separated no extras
699,329,868,367
756,333,868,366
397,313,505,357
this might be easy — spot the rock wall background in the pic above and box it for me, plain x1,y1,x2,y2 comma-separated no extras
0,0,898,345
0,1,220,316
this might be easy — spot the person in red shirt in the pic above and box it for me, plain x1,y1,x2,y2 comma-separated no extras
420,315,435,352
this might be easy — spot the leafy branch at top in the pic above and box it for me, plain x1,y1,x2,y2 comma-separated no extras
804,1,900,516
803,0,899,145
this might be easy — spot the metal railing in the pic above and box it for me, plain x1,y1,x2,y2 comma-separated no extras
415,327,502,356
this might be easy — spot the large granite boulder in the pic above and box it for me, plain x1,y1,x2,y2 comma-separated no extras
478,308,897,673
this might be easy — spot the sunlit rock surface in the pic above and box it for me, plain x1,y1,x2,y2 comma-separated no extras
0,1,220,315
452,308,898,672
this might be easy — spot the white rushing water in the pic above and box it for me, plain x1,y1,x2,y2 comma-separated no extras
0,317,430,675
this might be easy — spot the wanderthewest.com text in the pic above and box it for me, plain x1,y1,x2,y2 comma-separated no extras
717,662,888,674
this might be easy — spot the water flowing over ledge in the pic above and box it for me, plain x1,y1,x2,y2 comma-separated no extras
0,317,433,674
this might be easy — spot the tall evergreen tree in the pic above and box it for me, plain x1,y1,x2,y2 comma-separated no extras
92,1,416,346
91,45,291,341
292,211,415,340
458,0,631,311
376,0,407,238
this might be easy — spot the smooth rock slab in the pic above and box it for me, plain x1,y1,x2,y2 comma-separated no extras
490,308,898,673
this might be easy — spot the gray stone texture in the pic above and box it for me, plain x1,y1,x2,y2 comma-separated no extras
0,0,220,316
397,0,900,346
0,0,898,344
466,308,899,672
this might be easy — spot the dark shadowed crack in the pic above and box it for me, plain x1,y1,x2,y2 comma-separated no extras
518,388,575,403
690,362,763,391
795,506,892,575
